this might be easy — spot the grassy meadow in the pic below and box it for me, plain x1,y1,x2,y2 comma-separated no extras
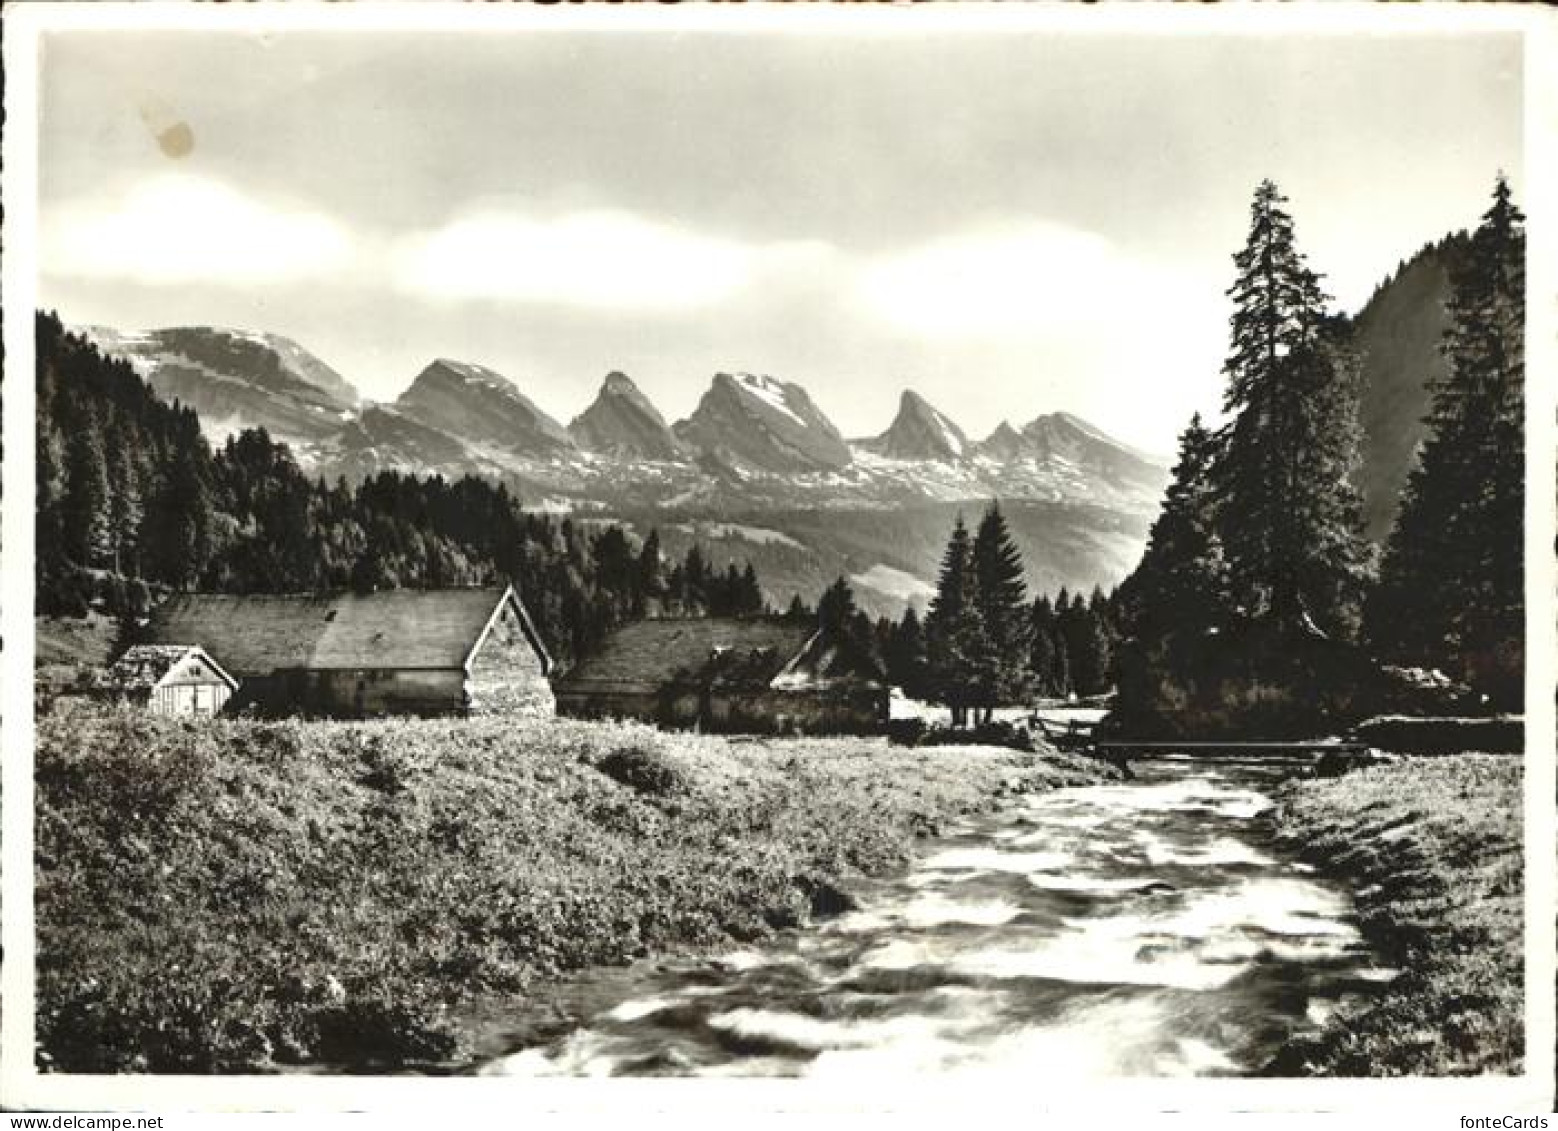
1264,754,1523,1076
34,705,1115,1073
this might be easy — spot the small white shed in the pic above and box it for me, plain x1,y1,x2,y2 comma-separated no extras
104,644,238,718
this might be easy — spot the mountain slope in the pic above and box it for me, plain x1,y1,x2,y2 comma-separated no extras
673,372,853,473
973,422,1025,462
568,372,686,460
643,500,1153,620
1006,412,1167,494
394,359,575,458
73,325,358,444
858,390,969,461
1350,234,1471,542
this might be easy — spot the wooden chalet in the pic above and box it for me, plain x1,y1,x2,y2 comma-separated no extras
100,644,238,718
141,586,552,718
554,617,887,735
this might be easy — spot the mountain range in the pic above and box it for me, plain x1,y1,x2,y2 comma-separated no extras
74,323,1171,511
70,236,1449,614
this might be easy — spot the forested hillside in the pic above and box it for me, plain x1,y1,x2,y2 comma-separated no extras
35,313,764,666
1350,233,1472,541
1114,177,1524,729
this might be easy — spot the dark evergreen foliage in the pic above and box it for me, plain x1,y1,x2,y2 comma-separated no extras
922,515,984,724
1111,178,1522,734
1214,181,1373,637
970,503,1034,713
1368,176,1525,707
1115,413,1231,641
911,504,1118,721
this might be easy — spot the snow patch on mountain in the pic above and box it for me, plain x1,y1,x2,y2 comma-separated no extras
734,372,807,427
676,522,808,550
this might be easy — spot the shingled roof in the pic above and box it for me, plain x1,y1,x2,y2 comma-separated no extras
104,644,237,695
556,617,813,692
144,587,549,675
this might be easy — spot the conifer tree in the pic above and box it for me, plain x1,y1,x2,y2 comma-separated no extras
817,575,878,661
924,515,983,725
148,450,213,589
1059,597,1111,696
635,529,666,615
885,607,929,698
970,502,1033,718
1116,413,1231,639
1050,625,1072,698
109,443,144,577
1215,180,1372,635
1368,176,1525,704
737,563,765,614
63,410,114,569
1028,598,1059,698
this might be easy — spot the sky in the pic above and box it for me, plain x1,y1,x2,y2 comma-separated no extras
35,27,1523,454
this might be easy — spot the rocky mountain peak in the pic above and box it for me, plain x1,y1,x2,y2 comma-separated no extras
861,389,969,461
396,358,574,455
600,370,641,397
974,421,1025,461
568,371,685,461
71,323,360,442
673,372,852,473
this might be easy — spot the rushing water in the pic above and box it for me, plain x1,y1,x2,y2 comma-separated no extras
476,759,1395,1078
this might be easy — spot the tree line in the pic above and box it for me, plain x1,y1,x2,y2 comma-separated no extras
1115,176,1524,712
846,506,1121,725
34,312,765,666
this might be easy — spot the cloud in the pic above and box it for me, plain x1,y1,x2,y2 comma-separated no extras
392,211,827,312
855,221,1187,341
42,175,354,285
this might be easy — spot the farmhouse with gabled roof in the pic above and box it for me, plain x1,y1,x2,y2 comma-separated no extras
100,644,238,718
553,617,886,735
141,586,552,718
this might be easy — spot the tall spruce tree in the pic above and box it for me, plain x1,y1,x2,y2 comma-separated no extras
109,442,144,577
1215,180,1371,635
885,607,929,698
970,502,1033,718
1059,597,1110,697
1117,413,1231,639
1368,176,1525,704
62,410,114,570
924,515,983,726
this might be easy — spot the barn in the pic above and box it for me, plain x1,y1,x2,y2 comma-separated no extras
141,586,553,718
101,644,238,718
553,617,887,735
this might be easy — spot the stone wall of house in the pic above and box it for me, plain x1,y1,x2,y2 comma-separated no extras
467,601,555,717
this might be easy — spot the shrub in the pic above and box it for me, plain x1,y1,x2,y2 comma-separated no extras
595,742,690,797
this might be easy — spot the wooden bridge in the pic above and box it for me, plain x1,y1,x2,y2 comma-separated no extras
1030,715,1368,772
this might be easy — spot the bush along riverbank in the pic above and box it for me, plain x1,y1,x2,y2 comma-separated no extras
35,706,1118,1073
1262,754,1523,1075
